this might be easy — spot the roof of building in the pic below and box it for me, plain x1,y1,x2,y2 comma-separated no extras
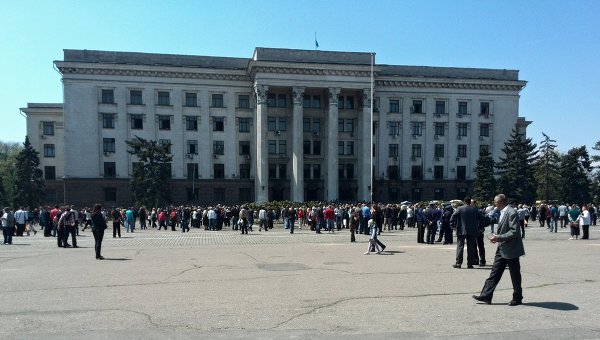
25,103,63,108
252,47,373,65
378,64,519,81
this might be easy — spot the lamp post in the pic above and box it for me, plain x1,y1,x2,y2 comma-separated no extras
62,175,68,205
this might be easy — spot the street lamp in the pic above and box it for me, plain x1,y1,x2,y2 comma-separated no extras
62,175,68,204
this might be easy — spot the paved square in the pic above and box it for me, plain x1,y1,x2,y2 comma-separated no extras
1,222,599,339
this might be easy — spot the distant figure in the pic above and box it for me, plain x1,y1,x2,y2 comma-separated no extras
91,204,108,260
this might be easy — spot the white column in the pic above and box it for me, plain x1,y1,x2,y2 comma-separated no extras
359,88,373,201
254,83,269,202
326,87,341,201
291,87,305,202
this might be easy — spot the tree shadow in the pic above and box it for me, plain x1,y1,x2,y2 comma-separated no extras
5,244,30,246
523,302,578,310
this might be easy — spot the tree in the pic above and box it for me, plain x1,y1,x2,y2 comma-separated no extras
534,132,562,202
125,136,173,208
559,146,592,204
496,125,538,203
12,136,45,208
0,141,22,206
472,147,496,202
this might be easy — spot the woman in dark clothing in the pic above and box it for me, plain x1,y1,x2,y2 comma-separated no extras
91,204,107,260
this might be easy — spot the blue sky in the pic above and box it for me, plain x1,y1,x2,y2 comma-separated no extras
2,0,599,153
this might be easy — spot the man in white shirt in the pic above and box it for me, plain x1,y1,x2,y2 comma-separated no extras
14,207,27,237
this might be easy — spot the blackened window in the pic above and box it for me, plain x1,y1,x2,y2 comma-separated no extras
104,162,116,178
411,100,423,113
388,165,399,180
44,166,56,180
480,102,490,115
303,140,311,155
213,117,224,131
312,141,321,155
434,144,444,158
457,166,466,180
131,115,143,130
239,141,250,155
213,141,224,155
239,164,250,179
213,164,225,179
411,166,423,180
187,163,199,180
434,166,444,180
267,93,276,107
480,123,490,137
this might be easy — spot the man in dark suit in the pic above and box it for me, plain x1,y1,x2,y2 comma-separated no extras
473,194,525,306
450,197,481,268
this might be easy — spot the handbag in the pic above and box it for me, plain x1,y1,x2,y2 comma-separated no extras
570,221,578,228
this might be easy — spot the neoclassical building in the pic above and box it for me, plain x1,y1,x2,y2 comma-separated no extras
22,48,528,206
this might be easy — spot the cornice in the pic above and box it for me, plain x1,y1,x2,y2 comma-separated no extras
376,79,526,91
56,65,250,82
249,66,372,79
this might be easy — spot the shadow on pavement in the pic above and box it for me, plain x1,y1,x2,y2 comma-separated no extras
523,302,579,310
103,258,132,261
380,250,404,255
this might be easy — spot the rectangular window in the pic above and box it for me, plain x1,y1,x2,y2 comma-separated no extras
456,187,467,200
277,94,287,108
411,188,422,202
434,122,445,136
345,119,354,133
269,164,277,179
104,188,117,202
213,141,224,155
303,95,311,108
458,123,468,137
185,116,198,131
239,141,250,155
389,187,399,201
434,144,445,158
338,96,345,109
278,117,287,132
388,165,399,180
103,138,116,153
303,164,311,179
101,89,114,104
239,164,250,179
157,91,170,106
345,96,355,109
267,116,276,131
434,188,444,200
457,166,466,180
279,164,287,179
187,140,198,154
411,144,422,158
303,140,311,155
239,188,252,202
42,122,54,136
267,93,276,107
434,166,444,180
278,140,287,155
338,119,345,132
411,100,423,113
158,115,171,130
411,122,422,136
303,118,311,132
346,164,354,179
312,119,321,134
411,166,423,180
268,140,277,154
389,99,400,113
312,95,321,109
238,95,250,108
389,121,400,136
211,94,224,108
185,92,197,107
159,139,171,153
480,123,490,137
458,101,468,115
313,164,321,179
213,117,224,131
187,163,199,180
346,141,354,155
187,188,200,202
130,90,143,105
45,189,57,203
239,118,250,133
44,166,56,180
131,115,143,130
213,164,225,179
338,141,345,155
103,162,116,178
102,114,115,129
480,144,490,154
435,101,446,115
480,102,490,115
389,144,399,158
339,164,345,179
312,140,321,155
457,144,467,158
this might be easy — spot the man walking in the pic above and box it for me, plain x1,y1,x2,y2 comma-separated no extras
473,194,525,306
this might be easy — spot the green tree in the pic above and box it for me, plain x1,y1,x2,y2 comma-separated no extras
12,136,45,208
559,146,592,204
496,125,538,203
472,147,496,202
125,136,173,208
0,141,21,206
534,133,562,202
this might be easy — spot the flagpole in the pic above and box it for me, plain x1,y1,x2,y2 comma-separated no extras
370,53,374,203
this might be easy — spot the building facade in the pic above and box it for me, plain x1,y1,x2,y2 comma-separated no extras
22,48,527,206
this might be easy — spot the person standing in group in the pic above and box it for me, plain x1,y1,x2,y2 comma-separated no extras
2,207,15,245
286,207,296,234
360,204,371,235
438,203,454,244
580,205,591,239
111,206,122,237
125,207,134,233
324,206,335,233
415,204,425,243
91,204,107,260
568,204,581,240
258,207,268,231
473,194,525,306
451,197,481,269
423,202,441,244
14,207,27,237
59,206,78,248
239,206,248,234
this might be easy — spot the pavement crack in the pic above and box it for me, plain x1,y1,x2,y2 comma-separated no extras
239,252,264,263
0,308,160,328
164,264,203,281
